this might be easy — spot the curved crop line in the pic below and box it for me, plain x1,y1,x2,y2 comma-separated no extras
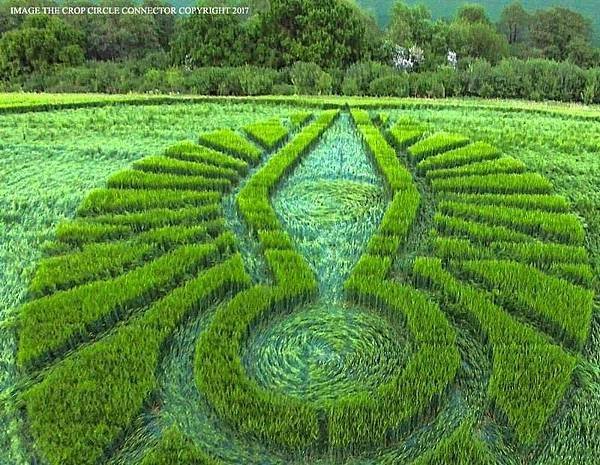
15,107,596,465
16,121,277,465
196,111,339,453
395,119,595,447
326,111,460,453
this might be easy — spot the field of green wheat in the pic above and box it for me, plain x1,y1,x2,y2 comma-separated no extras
0,95,598,465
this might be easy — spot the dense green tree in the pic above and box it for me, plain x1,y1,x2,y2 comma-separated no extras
0,14,84,78
0,0,56,34
448,20,509,64
566,37,599,68
252,0,379,69
142,0,176,51
171,13,250,67
387,1,433,47
498,1,531,45
529,7,592,61
457,3,491,25
59,0,161,61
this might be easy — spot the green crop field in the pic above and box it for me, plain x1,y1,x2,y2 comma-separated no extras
0,95,598,465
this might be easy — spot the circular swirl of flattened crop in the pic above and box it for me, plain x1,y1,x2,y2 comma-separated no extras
14,109,596,465
244,302,413,404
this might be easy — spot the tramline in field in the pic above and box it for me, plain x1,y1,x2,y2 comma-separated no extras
3,103,597,465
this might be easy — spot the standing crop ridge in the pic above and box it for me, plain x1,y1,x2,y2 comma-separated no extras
10,107,596,465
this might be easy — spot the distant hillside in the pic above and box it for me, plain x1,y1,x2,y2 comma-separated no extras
357,0,600,43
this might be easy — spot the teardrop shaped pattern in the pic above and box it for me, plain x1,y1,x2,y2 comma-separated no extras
14,108,594,465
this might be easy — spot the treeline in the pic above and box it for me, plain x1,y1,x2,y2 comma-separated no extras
1,0,600,102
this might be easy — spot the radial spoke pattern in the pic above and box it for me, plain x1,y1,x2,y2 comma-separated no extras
13,108,595,465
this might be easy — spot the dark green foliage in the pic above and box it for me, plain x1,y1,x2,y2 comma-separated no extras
170,13,251,67
342,61,395,96
290,62,334,95
252,0,382,69
0,15,84,79
368,74,411,97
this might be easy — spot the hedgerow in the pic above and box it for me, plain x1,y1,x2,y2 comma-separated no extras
198,128,262,163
